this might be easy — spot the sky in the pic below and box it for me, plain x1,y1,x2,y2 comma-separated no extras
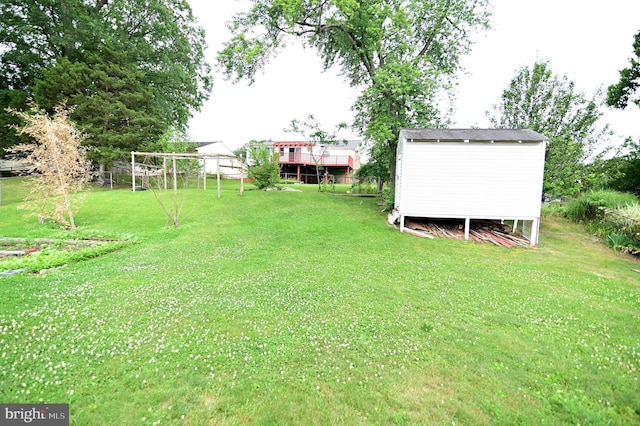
186,0,640,152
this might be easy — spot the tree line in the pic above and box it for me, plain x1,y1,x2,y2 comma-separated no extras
2,0,639,200
217,0,639,198
1,0,211,168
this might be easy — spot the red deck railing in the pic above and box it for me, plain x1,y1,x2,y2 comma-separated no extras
278,152,353,168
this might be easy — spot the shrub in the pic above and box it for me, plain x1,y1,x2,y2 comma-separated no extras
350,177,378,195
247,142,280,189
578,190,638,208
565,198,601,222
541,201,566,216
617,203,640,220
564,190,639,222
379,188,394,211
564,190,640,255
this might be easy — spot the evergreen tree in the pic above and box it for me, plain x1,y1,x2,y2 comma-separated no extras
0,0,211,161
34,49,165,166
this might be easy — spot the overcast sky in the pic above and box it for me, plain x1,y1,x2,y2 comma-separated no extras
187,0,640,151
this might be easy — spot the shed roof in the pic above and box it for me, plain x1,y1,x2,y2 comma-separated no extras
400,128,548,143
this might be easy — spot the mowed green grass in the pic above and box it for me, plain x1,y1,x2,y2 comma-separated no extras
0,177,639,425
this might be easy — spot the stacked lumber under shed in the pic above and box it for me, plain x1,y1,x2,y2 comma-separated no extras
403,218,530,247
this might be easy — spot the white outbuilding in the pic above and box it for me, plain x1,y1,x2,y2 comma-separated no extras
196,141,244,179
394,128,547,245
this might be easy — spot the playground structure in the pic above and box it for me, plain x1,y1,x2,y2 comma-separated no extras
130,151,245,197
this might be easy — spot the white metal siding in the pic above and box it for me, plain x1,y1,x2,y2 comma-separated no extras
397,141,544,219
394,136,406,209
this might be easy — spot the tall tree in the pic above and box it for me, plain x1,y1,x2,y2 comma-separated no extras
0,89,30,154
0,0,211,161
33,49,164,166
218,0,491,187
488,60,611,196
607,31,640,109
605,30,640,194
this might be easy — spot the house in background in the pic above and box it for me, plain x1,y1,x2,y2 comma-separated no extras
394,128,547,245
269,140,361,184
0,159,30,176
195,141,244,179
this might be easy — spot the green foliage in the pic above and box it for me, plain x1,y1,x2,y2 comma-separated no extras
565,190,637,222
563,190,640,254
541,201,566,216
488,60,612,196
564,198,601,223
380,187,395,211
233,145,249,164
247,141,281,189
34,50,166,166
606,230,634,250
0,239,132,274
607,31,640,109
603,138,640,195
618,202,640,220
0,89,29,156
0,0,212,160
156,128,201,179
354,161,388,192
350,177,378,194
218,0,491,186
572,190,638,211
352,61,450,183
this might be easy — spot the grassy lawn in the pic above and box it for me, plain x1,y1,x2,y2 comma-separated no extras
1,177,639,425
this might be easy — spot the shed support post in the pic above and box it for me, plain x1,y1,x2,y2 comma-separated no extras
399,215,405,232
530,218,540,246
464,218,470,240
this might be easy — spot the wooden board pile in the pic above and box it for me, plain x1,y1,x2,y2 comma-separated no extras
403,218,530,247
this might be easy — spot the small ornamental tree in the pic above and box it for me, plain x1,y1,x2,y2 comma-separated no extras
6,101,93,229
247,141,280,189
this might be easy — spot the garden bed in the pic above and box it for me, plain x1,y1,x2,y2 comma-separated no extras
0,237,132,275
